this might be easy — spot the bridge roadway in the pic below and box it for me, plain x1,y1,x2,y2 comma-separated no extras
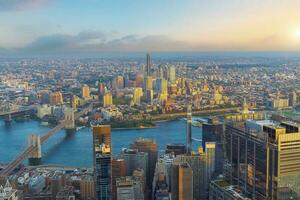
0,105,36,117
0,104,93,177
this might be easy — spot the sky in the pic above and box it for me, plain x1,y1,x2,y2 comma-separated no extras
1,0,300,56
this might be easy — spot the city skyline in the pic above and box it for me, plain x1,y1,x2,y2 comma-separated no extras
2,0,300,56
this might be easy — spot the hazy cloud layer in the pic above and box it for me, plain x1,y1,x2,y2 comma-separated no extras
15,31,191,55
0,0,48,11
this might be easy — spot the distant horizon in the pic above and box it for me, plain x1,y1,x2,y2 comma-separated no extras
2,51,300,59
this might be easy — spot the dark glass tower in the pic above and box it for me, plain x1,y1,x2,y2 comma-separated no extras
225,121,300,199
186,105,192,154
93,125,112,200
146,53,151,76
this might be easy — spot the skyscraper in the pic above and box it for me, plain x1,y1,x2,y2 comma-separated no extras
103,92,113,107
82,84,91,99
202,117,224,176
186,105,192,154
93,125,112,200
146,53,151,76
130,138,158,191
178,163,193,200
169,65,176,84
112,159,126,200
225,120,300,199
120,148,148,183
133,87,143,105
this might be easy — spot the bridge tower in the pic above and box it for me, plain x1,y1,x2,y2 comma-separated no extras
28,134,42,165
4,114,12,125
64,107,76,133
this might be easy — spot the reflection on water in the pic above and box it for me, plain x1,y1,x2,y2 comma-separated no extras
0,119,202,167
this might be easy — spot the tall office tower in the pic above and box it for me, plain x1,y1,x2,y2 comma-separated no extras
225,120,300,199
186,105,192,154
171,162,180,200
169,65,176,83
178,163,193,200
103,92,113,107
112,159,126,200
204,142,216,186
172,144,216,200
120,148,148,183
93,125,112,200
133,87,143,105
202,117,224,176
146,53,151,76
82,84,90,99
130,139,158,192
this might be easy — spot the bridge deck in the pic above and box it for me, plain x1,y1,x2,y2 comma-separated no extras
0,104,93,177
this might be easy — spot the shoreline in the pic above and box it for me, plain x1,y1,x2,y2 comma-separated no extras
112,126,157,131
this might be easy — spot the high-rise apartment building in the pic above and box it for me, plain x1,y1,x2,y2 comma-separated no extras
133,87,143,105
93,125,112,200
145,76,153,91
82,84,91,99
169,65,176,84
103,92,113,107
156,78,168,94
80,176,95,200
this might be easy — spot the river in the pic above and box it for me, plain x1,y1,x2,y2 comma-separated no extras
0,119,202,167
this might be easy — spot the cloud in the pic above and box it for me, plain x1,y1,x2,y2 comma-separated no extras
15,31,191,55
23,30,107,52
0,0,48,11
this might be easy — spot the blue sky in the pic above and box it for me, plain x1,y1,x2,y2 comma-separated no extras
1,0,300,55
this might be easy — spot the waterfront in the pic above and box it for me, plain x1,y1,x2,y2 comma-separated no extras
0,119,202,167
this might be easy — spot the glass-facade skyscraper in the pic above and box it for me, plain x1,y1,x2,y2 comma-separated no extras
225,120,300,199
93,125,112,200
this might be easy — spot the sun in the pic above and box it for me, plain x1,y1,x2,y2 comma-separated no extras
293,28,300,39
